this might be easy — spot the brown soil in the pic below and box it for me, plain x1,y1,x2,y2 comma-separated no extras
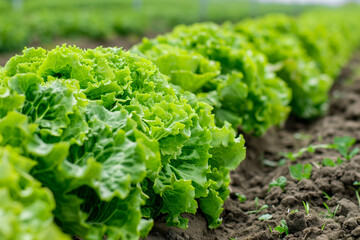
146,55,360,240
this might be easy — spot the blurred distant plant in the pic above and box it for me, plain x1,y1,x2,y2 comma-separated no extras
282,136,358,162
258,213,273,221
332,136,359,160
247,197,269,214
293,132,312,141
236,193,247,203
0,0,320,53
268,176,287,192
282,143,332,161
289,163,312,181
322,157,343,167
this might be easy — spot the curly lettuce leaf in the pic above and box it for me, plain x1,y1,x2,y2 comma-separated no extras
0,147,70,240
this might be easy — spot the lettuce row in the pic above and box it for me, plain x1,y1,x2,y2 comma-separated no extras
0,45,245,239
132,9,360,127
296,10,360,78
132,23,292,136
232,15,332,118
233,10,360,118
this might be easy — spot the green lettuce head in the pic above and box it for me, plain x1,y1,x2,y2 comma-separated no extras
0,45,245,239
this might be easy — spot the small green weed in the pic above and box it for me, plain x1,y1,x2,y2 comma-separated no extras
282,144,332,161
321,157,343,167
274,219,289,236
333,136,359,160
235,193,247,203
247,197,269,214
258,213,273,221
302,201,310,215
322,191,332,201
268,176,287,192
321,203,339,219
289,163,312,181
282,136,358,162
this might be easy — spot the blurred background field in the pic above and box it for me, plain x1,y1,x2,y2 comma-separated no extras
0,0,358,65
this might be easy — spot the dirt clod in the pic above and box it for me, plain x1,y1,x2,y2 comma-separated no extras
287,212,307,233
351,226,360,237
337,198,358,217
343,217,358,231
